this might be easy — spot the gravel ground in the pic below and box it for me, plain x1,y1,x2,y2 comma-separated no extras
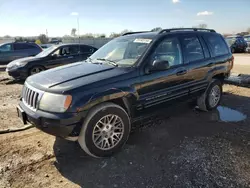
0,70,250,187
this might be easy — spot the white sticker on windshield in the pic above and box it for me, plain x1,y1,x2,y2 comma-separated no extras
134,38,152,44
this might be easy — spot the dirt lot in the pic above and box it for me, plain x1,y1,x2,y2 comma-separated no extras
0,56,250,187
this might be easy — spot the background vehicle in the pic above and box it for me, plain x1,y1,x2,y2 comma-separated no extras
39,44,54,49
244,35,250,53
17,28,233,158
0,42,42,64
225,35,248,53
6,43,97,79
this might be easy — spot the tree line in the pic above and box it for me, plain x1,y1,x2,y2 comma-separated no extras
2,25,250,44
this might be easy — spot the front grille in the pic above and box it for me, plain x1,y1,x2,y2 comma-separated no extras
22,83,44,111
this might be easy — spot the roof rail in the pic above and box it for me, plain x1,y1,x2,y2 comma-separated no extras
122,31,150,36
159,28,216,34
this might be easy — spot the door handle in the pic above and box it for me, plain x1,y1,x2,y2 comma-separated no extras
68,56,74,59
176,70,187,76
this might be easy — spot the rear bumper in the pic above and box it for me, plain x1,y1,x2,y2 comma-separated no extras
19,101,86,139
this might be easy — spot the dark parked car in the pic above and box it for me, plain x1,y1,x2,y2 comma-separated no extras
6,44,97,79
244,35,250,52
225,35,248,53
39,44,54,49
0,42,42,64
17,28,233,157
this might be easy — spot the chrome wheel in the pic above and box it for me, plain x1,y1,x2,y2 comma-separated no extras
92,114,124,150
208,85,221,108
30,67,43,75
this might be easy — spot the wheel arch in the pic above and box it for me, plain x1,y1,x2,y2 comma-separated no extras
75,88,138,118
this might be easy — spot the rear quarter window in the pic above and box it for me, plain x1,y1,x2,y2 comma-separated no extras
80,46,96,53
14,43,38,50
204,34,229,57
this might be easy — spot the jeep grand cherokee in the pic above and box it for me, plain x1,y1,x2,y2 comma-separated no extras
17,28,233,158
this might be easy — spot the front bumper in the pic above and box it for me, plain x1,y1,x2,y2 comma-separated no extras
18,101,86,139
6,67,28,79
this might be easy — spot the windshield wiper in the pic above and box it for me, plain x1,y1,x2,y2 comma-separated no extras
86,57,93,63
96,58,118,67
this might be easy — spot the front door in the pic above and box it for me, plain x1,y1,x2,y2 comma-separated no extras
138,36,190,109
46,45,80,69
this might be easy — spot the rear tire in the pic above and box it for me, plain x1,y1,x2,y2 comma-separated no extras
78,102,131,158
197,79,222,111
29,66,45,75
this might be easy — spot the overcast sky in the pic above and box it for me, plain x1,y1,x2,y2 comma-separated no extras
0,0,249,37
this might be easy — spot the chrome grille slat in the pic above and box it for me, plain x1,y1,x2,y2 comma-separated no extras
26,89,30,105
22,83,45,111
29,91,34,106
27,89,32,105
32,92,37,108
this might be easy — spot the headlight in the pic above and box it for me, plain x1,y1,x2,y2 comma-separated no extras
16,61,28,67
39,93,72,113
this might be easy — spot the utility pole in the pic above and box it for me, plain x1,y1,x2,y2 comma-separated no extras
77,17,80,44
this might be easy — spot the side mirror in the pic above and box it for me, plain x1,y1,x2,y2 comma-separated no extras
51,54,58,59
149,59,170,72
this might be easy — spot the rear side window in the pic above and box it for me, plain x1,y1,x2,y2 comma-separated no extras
180,36,204,63
204,35,229,56
69,46,80,55
80,46,96,53
14,43,38,50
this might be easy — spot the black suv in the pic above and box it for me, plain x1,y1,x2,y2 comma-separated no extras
6,44,97,79
17,28,233,158
225,35,248,53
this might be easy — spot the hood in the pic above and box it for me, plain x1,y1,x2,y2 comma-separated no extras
26,62,116,91
7,56,41,68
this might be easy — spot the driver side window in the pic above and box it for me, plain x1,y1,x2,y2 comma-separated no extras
151,37,182,67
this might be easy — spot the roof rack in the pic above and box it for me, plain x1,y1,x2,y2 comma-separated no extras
122,31,150,36
159,28,216,34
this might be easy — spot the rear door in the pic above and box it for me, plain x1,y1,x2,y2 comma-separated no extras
202,33,233,77
79,45,96,60
179,34,211,96
13,43,32,60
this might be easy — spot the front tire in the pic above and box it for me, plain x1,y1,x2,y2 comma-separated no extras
78,102,131,158
29,66,45,75
231,47,235,53
197,79,222,111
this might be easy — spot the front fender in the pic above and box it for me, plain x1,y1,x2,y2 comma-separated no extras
73,87,138,113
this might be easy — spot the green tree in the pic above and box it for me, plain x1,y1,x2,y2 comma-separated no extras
247,28,250,34
81,33,94,38
109,32,121,38
198,24,207,28
71,28,77,37
151,27,162,32
38,34,49,44
120,29,132,35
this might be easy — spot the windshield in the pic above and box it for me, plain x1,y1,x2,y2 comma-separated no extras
36,46,57,57
89,36,152,66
